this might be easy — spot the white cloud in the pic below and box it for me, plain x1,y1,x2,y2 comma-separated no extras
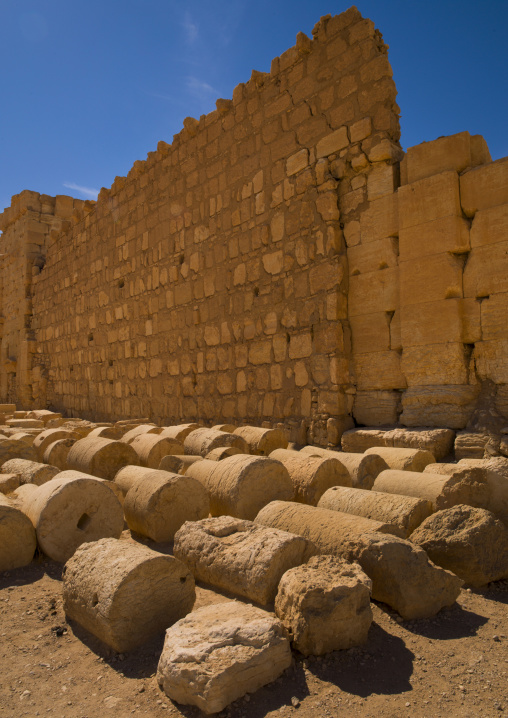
182,11,198,44
186,76,217,100
63,183,99,200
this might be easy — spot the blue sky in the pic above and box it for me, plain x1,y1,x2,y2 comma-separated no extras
1,1,507,212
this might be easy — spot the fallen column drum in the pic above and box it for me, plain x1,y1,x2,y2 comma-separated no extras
67,436,139,480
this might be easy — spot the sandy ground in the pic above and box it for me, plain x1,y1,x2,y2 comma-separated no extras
1,546,507,718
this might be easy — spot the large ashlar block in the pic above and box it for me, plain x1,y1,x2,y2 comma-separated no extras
274,555,372,655
1,458,60,486
400,253,464,306
405,132,480,184
270,448,351,505
463,241,508,298
348,237,399,275
301,446,389,490
353,390,401,427
399,215,470,262
63,538,195,652
349,267,399,316
233,425,287,455
373,468,489,511
473,340,508,384
22,472,124,562
0,494,37,570
400,385,479,429
255,501,462,619
470,203,508,248
67,437,139,480
354,350,406,391
365,446,435,472
410,505,508,587
460,156,508,217
401,343,469,386
480,293,508,340
400,298,480,347
367,164,398,201
184,428,248,457
398,171,461,230
157,601,292,715
173,515,316,605
318,485,433,538
359,192,399,243
186,455,294,520
385,428,455,461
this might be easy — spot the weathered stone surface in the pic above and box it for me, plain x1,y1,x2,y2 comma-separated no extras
158,454,203,474
400,386,480,429
186,455,294,520
205,446,243,461
1,458,60,486
353,390,401,426
0,440,37,466
364,446,435,472
22,471,124,562
159,424,199,442
173,515,316,605
270,448,351,505
374,468,489,511
129,433,183,468
234,425,288,455
410,505,508,587
301,445,388,489
274,555,372,655
33,428,79,460
184,428,248,457
255,501,462,618
318,485,433,538
0,494,37,570
157,601,292,714
42,438,76,470
67,437,139,480
120,424,162,444
63,538,195,652
384,428,455,461
0,473,20,494
454,431,491,460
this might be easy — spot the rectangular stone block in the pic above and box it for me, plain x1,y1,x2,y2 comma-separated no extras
349,313,391,354
400,385,479,429
359,193,398,243
348,268,399,317
470,203,508,248
400,298,480,347
399,253,464,306
480,293,508,340
460,157,508,217
354,350,406,391
405,132,473,184
367,164,398,201
398,171,461,230
399,215,470,262
401,343,469,386
473,340,508,384
463,241,508,298
353,390,401,426
316,127,349,158
348,237,398,275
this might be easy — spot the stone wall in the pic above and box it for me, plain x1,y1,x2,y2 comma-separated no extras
1,9,507,443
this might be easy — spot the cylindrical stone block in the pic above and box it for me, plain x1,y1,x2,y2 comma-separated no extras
42,438,76,470
22,471,124,562
87,426,123,440
9,432,36,446
63,538,195,652
184,428,248,457
159,423,199,442
364,446,435,472
67,436,139,480
301,446,388,490
158,455,203,474
205,446,243,461
123,469,210,542
0,473,20,494
255,501,462,619
270,448,351,505
0,494,37,570
234,426,288,455
186,455,294,520
33,428,78,460
318,486,433,538
129,433,184,468
212,424,237,433
373,469,490,511
120,424,162,444
1,458,60,486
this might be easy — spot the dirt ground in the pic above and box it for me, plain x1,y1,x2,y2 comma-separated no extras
1,535,507,718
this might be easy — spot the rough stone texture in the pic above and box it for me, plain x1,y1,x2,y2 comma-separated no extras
274,555,372,654
173,515,316,605
158,454,202,474
9,432,36,445
42,438,76,470
123,469,210,542
301,445,388,489
129,433,183,468
270,447,351,504
157,601,292,714
364,446,436,472
184,428,248,457
22,471,124,562
234,426,288,455
255,501,462,618
185,454,294,519
33,428,79,460
341,428,454,461
204,446,243,461
0,493,37,570
0,440,37,466
0,473,20,494
63,538,195,652
410,505,508,587
373,468,489,511
318,485,433,538
120,424,162,444
1,458,60,486
67,436,139,480
341,429,389,453
454,431,491,460
159,424,200,442
87,426,124,440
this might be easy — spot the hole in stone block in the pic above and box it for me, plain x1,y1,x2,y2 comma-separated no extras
91,593,99,607
118,279,124,288
254,286,259,296
180,576,187,583
88,333,94,343
77,513,92,531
